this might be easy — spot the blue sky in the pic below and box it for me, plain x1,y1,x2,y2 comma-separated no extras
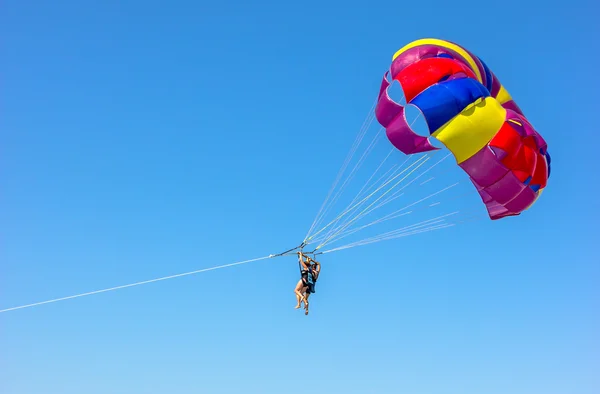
2,0,598,393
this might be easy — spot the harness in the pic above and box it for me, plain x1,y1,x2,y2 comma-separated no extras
299,259,314,279
299,258,317,294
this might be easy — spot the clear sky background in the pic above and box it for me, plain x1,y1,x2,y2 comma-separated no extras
2,1,598,393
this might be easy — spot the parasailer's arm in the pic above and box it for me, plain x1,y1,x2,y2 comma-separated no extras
298,252,309,270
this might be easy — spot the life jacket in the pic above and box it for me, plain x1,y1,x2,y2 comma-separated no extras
306,268,315,285
300,263,315,285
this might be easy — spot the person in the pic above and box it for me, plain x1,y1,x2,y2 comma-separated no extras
294,252,321,315
294,251,309,310
302,257,320,315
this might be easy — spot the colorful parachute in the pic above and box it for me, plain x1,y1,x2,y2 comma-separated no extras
375,38,551,220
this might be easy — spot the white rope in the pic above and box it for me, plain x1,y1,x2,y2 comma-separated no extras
306,153,431,244
304,103,377,240
315,154,411,245
321,212,458,249
356,157,407,201
307,107,422,242
314,153,440,249
320,223,456,254
314,152,453,249
320,211,486,254
0,211,485,315
0,255,273,314
346,148,395,207
369,182,459,224
308,128,383,239
320,187,460,247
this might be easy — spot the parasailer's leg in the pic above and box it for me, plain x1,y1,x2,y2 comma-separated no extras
294,279,306,308
304,292,310,315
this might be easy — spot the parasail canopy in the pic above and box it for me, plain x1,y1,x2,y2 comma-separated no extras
375,38,551,220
